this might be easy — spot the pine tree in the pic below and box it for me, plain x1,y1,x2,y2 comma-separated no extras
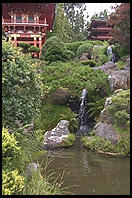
51,3,74,43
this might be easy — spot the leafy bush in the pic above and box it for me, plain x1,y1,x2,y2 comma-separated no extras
2,40,43,129
116,60,125,70
65,40,104,57
86,97,107,118
34,101,78,132
18,42,30,53
65,50,75,60
92,46,109,66
2,169,24,195
41,36,66,56
118,46,129,57
40,61,110,103
28,46,40,53
41,36,72,63
77,43,93,58
2,127,21,165
80,60,96,67
81,134,130,156
2,127,24,195
107,90,130,132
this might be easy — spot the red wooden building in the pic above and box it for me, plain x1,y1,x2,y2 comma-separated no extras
2,3,56,55
87,19,113,41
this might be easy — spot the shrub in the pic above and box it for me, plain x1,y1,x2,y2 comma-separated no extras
2,127,24,195
28,46,40,53
81,134,130,156
40,61,111,103
2,40,43,129
77,43,93,58
107,90,130,133
65,42,84,56
41,36,66,57
116,60,125,70
2,169,24,195
18,42,30,53
65,50,75,60
2,127,21,165
80,60,96,67
41,36,71,63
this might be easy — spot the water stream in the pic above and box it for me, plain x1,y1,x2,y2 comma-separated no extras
37,138,130,195
77,89,92,135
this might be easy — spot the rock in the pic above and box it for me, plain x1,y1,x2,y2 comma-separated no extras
93,60,130,91
93,122,120,144
50,89,70,105
79,53,90,61
43,120,71,149
22,123,34,136
108,70,130,91
25,163,39,178
93,61,118,75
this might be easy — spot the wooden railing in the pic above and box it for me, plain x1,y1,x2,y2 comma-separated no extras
2,19,48,25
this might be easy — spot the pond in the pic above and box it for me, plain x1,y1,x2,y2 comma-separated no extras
37,137,130,195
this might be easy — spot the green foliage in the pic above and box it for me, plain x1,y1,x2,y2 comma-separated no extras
86,97,107,118
118,46,129,57
92,46,109,66
2,127,24,195
80,60,96,67
61,133,75,148
64,50,75,60
41,36,66,56
2,40,42,128
52,3,74,43
41,36,72,63
81,134,130,156
65,40,104,57
2,127,21,166
2,169,24,195
41,61,110,103
116,60,125,70
107,90,130,129
77,43,93,58
28,46,40,53
34,101,78,133
19,42,30,53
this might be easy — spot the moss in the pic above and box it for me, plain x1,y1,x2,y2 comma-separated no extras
81,134,130,156
116,60,125,70
34,101,78,133
107,90,130,133
61,133,76,148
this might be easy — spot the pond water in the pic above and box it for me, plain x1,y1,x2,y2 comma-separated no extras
38,137,130,195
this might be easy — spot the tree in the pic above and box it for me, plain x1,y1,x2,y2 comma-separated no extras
64,3,89,41
107,3,130,52
52,3,74,43
90,9,108,21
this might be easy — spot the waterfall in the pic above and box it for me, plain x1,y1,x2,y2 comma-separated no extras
77,89,92,135
107,46,116,63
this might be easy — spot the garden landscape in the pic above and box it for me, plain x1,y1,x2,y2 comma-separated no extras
2,3,130,195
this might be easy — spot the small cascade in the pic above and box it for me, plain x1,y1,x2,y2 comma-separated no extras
77,89,92,135
107,46,116,63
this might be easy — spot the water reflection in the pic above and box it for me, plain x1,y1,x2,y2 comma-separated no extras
38,141,130,195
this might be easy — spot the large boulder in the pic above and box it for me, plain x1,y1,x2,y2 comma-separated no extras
93,59,130,91
43,120,71,149
93,61,118,75
50,89,70,105
93,122,120,145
